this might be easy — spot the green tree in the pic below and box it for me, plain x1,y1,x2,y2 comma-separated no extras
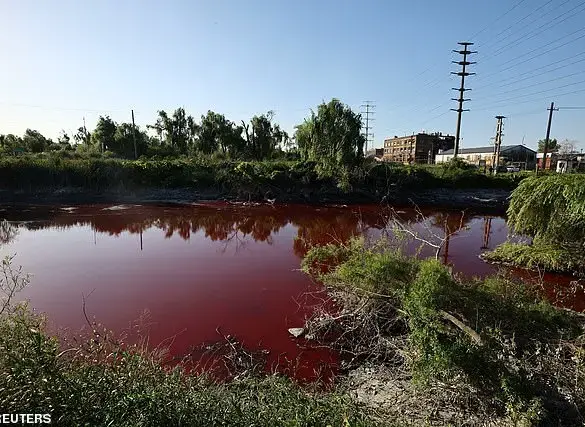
241,112,287,160
22,129,49,153
92,116,117,152
537,138,558,152
111,123,148,158
73,126,91,146
508,175,585,249
148,108,196,154
294,99,365,172
196,111,245,156
57,131,72,150
1,134,23,151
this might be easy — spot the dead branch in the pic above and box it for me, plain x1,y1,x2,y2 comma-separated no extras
439,310,483,346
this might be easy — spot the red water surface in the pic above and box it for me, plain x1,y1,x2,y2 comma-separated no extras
0,203,582,380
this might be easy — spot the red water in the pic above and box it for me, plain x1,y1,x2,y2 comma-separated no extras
0,203,582,380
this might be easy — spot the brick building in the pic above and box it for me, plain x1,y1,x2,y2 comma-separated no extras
382,133,455,164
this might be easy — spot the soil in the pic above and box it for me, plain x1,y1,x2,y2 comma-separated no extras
0,187,511,213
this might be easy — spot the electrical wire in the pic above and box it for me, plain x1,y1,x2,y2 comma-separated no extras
477,70,585,100
489,0,585,58
469,0,529,40
474,31,585,85
476,0,557,51
472,86,585,112
474,52,585,90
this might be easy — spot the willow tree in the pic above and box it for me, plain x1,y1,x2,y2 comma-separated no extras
294,99,365,174
507,174,585,250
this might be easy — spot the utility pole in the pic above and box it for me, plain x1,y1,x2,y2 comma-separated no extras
83,117,88,146
131,109,138,160
540,102,558,173
451,42,477,158
361,101,375,153
492,115,505,175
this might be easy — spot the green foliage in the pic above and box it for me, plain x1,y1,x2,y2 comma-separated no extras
22,129,51,153
537,138,558,153
0,306,375,427
302,238,585,423
295,99,365,175
0,155,527,200
301,238,415,297
483,242,585,276
507,174,585,246
91,116,117,153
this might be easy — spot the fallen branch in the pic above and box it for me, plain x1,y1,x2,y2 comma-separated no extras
439,310,483,346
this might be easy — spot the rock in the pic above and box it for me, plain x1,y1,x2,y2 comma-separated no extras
288,327,305,338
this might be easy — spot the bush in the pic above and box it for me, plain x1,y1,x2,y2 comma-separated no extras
302,237,585,424
0,156,527,198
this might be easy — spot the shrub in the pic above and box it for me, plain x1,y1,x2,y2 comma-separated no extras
302,237,585,424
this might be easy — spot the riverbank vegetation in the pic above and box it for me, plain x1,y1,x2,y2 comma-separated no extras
301,237,585,425
0,156,527,200
483,174,585,277
0,100,529,201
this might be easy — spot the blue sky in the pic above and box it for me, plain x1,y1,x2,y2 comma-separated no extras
1,0,585,151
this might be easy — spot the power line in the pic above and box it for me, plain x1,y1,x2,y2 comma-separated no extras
498,25,585,63
489,0,585,57
469,0,528,40
474,31,585,85
474,52,585,91
479,78,585,105
472,86,585,112
476,0,557,51
477,70,585,101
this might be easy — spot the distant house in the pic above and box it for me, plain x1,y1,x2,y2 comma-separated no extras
383,132,455,164
435,145,536,169
556,154,583,173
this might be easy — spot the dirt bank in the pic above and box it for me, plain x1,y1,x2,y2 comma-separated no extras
0,187,510,213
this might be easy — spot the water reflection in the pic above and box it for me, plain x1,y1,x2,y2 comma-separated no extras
0,220,19,246
3,204,482,260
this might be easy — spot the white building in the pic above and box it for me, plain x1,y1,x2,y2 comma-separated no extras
435,145,536,169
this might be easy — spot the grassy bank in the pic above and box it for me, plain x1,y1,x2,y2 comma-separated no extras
0,307,376,426
484,174,585,277
482,242,585,277
0,156,528,201
301,238,585,425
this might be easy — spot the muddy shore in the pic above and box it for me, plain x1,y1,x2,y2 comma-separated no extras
0,187,510,213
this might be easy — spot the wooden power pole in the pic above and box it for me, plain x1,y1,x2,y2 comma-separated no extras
451,42,477,158
131,109,138,160
539,102,558,173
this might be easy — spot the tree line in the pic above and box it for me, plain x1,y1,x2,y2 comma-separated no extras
0,99,365,169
